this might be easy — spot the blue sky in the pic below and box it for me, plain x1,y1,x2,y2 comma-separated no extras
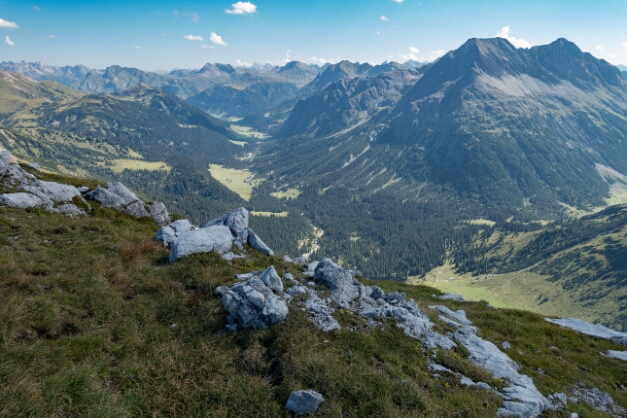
1,0,627,71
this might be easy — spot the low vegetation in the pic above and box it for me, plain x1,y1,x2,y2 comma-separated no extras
0,173,626,416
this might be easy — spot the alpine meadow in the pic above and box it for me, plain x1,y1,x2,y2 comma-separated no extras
1,1,627,417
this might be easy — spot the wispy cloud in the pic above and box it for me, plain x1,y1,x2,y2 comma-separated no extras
595,44,603,51
495,26,531,49
160,33,166,37
428,50,445,61
184,35,204,41
183,10,199,22
202,45,214,49
32,5,40,11
5,36,15,47
134,46,142,50
225,2,257,15
392,0,404,3
401,47,419,61
380,15,389,21
311,56,327,65
210,32,227,46
623,41,627,50
48,34,55,38
236,59,251,67
0,18,19,29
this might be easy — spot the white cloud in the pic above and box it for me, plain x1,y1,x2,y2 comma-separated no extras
48,34,55,38
160,33,166,37
623,41,627,50
236,59,251,67
5,36,15,47
595,44,603,51
380,15,389,21
184,35,203,41
225,2,257,15
428,50,445,61
0,18,19,29
210,32,227,46
401,47,420,61
202,45,214,49
376,31,381,35
495,26,531,49
311,56,327,65
392,0,404,3
32,5,40,11
183,10,199,22
134,46,141,50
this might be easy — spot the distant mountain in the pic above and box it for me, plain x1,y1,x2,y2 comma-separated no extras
261,38,627,220
250,63,279,72
242,61,421,134
402,60,428,69
0,60,320,119
622,71,627,80
277,67,422,139
617,64,627,72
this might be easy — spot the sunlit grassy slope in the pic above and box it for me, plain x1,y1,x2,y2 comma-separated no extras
0,169,626,417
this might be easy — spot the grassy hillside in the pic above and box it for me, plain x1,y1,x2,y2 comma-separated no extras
1,171,626,417
444,204,627,330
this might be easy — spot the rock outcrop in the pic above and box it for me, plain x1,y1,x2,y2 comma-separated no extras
164,207,275,263
545,318,627,346
0,192,45,209
0,150,10,177
286,390,324,416
215,266,288,331
87,182,170,225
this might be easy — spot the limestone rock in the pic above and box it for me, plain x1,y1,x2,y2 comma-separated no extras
149,202,170,226
221,276,288,330
571,385,625,415
246,227,274,256
77,186,90,193
434,306,550,417
0,150,10,177
260,266,284,293
106,182,140,205
545,318,627,345
437,292,466,302
155,220,196,248
54,203,86,216
169,225,234,263
87,186,125,208
304,289,341,332
0,192,44,209
204,207,249,235
87,183,152,219
286,390,324,416
313,258,361,308
27,162,40,171
606,350,627,361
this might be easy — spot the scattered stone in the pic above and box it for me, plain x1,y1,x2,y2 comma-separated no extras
502,342,512,350
545,318,627,345
155,219,196,248
286,390,324,416
54,203,86,216
436,306,550,417
313,258,363,308
260,266,284,293
77,186,89,193
548,393,567,410
283,273,296,283
26,162,40,171
303,289,341,332
293,256,308,265
204,207,249,236
169,225,234,263
221,275,288,330
237,271,262,281
287,285,308,296
283,255,293,263
246,228,274,256
149,202,170,226
606,350,627,362
570,414,579,418
487,304,500,310
436,293,466,302
221,252,245,262
0,150,10,177
0,192,44,209
87,183,151,219
571,384,625,415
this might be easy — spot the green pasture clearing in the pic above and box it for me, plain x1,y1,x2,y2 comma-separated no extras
250,211,289,217
271,188,301,200
109,159,171,173
230,124,268,139
208,164,262,201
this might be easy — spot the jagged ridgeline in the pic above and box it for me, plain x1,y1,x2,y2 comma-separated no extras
1,157,627,417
